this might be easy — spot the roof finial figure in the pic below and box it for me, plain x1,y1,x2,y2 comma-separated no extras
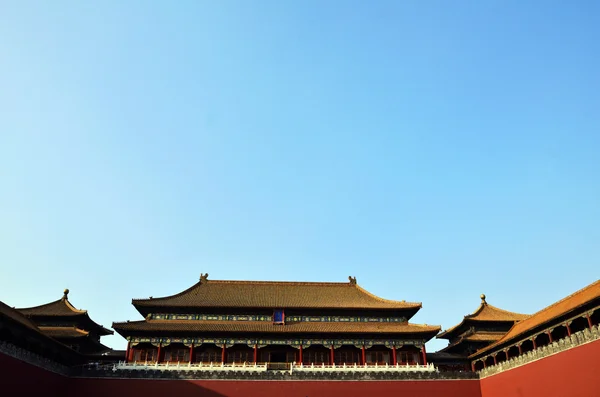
348,276,357,285
200,273,209,282
63,288,70,300
480,294,486,304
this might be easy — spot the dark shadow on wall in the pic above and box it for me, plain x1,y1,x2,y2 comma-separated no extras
67,378,482,397
66,378,229,397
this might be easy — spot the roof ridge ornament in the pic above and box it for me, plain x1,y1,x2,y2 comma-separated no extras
62,288,70,300
348,276,357,285
200,273,209,282
481,294,487,304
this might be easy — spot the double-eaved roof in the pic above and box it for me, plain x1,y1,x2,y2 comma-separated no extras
438,294,528,340
115,275,440,340
17,289,113,336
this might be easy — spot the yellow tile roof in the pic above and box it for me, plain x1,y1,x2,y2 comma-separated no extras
132,277,422,310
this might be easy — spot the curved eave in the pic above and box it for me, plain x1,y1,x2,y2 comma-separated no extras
112,320,441,340
131,279,422,315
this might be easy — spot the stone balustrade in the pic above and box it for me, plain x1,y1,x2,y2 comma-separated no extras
0,341,70,376
113,360,436,374
478,324,600,378
116,361,268,372
291,362,436,373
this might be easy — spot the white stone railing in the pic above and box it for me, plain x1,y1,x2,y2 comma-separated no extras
113,360,436,373
115,361,268,372
291,362,437,373
0,340,69,376
478,324,600,378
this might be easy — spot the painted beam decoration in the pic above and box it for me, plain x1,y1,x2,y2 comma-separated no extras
149,313,408,323
129,336,424,348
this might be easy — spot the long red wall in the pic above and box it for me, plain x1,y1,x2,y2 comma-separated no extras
0,352,67,396
480,338,600,397
67,378,482,397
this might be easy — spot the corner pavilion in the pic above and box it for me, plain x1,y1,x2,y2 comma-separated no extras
113,275,440,366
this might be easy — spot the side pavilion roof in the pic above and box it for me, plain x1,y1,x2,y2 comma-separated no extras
17,289,113,336
437,294,528,340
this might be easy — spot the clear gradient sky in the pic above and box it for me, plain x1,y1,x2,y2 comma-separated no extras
1,1,598,351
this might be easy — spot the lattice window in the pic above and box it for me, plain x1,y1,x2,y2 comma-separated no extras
165,348,189,362
366,350,390,364
334,350,360,364
197,350,221,363
134,348,157,362
398,351,417,364
227,350,253,363
303,351,329,364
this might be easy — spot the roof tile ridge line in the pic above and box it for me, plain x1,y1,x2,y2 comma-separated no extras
16,298,64,312
479,302,529,317
132,281,202,303
206,279,350,286
62,297,88,314
518,279,600,320
353,284,422,307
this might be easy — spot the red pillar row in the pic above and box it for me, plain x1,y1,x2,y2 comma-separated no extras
361,345,366,365
125,342,130,363
330,346,334,365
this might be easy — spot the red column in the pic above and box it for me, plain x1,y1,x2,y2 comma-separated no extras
392,346,397,365
471,361,476,372
299,345,303,364
532,338,537,349
128,346,134,362
253,344,258,364
483,359,487,368
587,314,593,329
505,350,509,360
362,345,366,365
547,331,553,343
221,344,226,363
566,322,572,336
125,342,130,363
421,345,427,365
493,355,497,365
518,344,523,355
156,343,162,363
330,346,334,365
189,343,194,364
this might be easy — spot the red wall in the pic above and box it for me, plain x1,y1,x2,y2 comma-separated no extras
480,338,600,397
67,378,482,397
0,353,67,396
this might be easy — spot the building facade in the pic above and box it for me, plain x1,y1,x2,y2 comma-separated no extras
113,274,440,367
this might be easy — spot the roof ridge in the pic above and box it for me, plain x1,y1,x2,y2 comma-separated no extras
524,279,600,319
354,284,422,307
18,298,87,315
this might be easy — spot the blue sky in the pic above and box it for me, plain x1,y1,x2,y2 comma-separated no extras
1,1,598,351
